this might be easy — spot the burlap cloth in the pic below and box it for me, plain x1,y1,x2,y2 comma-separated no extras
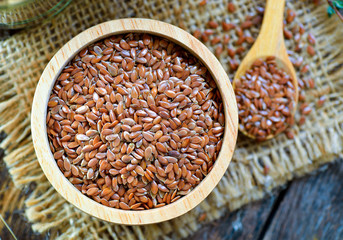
0,0,343,239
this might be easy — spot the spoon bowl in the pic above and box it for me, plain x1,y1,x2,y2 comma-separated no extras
233,0,298,140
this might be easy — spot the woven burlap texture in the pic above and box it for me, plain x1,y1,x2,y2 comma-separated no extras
0,0,343,239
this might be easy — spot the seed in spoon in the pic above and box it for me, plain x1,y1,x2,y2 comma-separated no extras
234,57,296,141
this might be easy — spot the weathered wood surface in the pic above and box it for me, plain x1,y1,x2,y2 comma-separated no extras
0,133,45,240
189,160,343,240
188,196,276,240
264,161,343,240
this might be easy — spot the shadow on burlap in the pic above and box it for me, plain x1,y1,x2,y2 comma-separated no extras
0,0,343,239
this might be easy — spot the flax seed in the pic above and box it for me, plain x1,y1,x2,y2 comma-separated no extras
227,2,236,13
307,33,316,45
207,20,219,29
286,9,296,23
47,33,224,210
307,45,315,56
235,57,296,141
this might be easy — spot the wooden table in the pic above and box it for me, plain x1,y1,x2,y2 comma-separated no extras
190,159,343,240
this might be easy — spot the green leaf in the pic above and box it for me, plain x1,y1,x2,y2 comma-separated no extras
333,0,343,9
328,5,335,17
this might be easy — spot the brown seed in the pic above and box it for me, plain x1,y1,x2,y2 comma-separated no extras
75,105,89,114
285,130,295,139
131,203,142,209
245,36,255,44
227,2,236,13
211,36,221,45
193,29,202,39
158,135,170,142
307,33,316,45
63,158,71,171
223,34,230,44
145,146,153,160
88,158,98,168
263,165,270,175
229,59,238,70
235,56,295,140
201,33,209,42
227,48,235,58
222,21,235,31
298,24,305,35
48,33,224,210
283,29,293,39
203,29,214,36
156,142,167,153
154,130,163,140
58,73,70,81
86,168,94,179
76,134,90,141
53,150,64,159
302,106,312,115
48,100,58,108
119,202,130,210
307,45,315,56
317,96,326,107
74,114,86,122
241,21,253,29
286,9,296,23
165,90,176,98
215,44,223,57
307,78,315,89
299,115,306,125
151,181,158,195
301,65,310,74
87,187,99,196
207,20,219,29
165,163,174,174
198,213,207,222
143,131,154,142
199,0,207,6
172,65,183,72
235,36,245,45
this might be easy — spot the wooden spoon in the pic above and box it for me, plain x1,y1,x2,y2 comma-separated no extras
233,0,298,140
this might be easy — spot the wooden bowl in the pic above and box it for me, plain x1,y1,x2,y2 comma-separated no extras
31,18,238,225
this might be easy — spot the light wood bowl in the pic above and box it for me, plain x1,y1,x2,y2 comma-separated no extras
31,18,238,225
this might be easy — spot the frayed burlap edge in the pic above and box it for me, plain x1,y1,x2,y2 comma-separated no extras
1,0,343,239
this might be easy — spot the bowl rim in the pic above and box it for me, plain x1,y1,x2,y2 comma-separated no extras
31,18,238,225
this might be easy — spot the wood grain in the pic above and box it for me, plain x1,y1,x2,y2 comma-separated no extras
233,0,298,140
0,132,45,240
189,197,276,240
263,160,343,240
30,18,238,225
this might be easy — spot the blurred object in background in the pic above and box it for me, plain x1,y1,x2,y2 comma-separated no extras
0,0,71,29
327,0,343,22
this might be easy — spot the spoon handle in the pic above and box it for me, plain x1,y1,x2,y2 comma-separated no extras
256,0,286,56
